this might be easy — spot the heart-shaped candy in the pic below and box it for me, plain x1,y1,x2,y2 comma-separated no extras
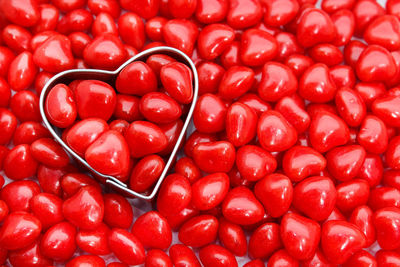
39,46,198,200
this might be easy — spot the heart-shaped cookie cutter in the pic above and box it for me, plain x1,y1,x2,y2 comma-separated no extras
39,46,199,200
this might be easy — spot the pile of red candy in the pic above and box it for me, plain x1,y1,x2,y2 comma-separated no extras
45,58,194,191
1,0,400,265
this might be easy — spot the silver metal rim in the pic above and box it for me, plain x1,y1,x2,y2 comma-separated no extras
39,46,199,200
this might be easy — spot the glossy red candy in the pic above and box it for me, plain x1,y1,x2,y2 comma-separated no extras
240,29,277,67
281,213,320,260
254,173,292,218
349,205,375,247
374,207,400,250
376,250,400,267
0,77,10,107
132,211,172,250
33,35,75,73
139,92,181,124
160,62,193,104
258,62,297,102
0,47,15,77
264,0,299,26
10,90,41,122
336,179,370,214
75,80,116,121
159,119,184,156
174,157,201,184
356,45,397,82
219,66,254,100
145,249,173,267
38,165,69,197
335,87,366,127
103,193,133,229
12,122,50,146
357,115,388,154
372,94,400,128
364,15,400,51
227,0,262,29
386,136,400,170
8,240,53,267
31,193,64,230
76,223,110,255
68,32,91,58
193,93,227,133
321,220,366,264
343,250,377,267
218,218,247,256
358,154,383,187
157,174,192,216
163,19,198,56
168,0,196,19
301,249,332,267
85,130,130,177
248,222,282,259
62,185,104,230
226,103,257,147
114,94,141,122
200,245,240,267
145,17,167,42
65,118,108,156
193,141,236,173
45,84,77,129
326,145,366,181
119,0,158,19
108,228,145,266
0,211,42,250
275,96,310,134
129,155,165,192
0,108,17,145
116,61,157,96
40,221,77,261
0,0,39,27
257,110,297,152
191,172,229,210
309,43,343,67
369,186,400,211
91,12,116,37
118,12,145,50
236,145,276,182
197,24,235,60
178,215,218,248
222,186,264,225
67,255,106,267
3,144,38,180
293,176,336,221
125,121,168,158
282,146,326,182
8,51,37,91
267,249,299,267
30,138,69,168
169,244,201,267
0,180,40,212
197,62,225,95
3,24,33,53
61,172,99,196
0,200,8,222
330,65,356,89
309,111,350,153
195,0,228,23
296,8,336,47
299,63,336,103
83,34,127,70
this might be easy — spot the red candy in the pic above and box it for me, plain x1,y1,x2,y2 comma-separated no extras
1,0,400,265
